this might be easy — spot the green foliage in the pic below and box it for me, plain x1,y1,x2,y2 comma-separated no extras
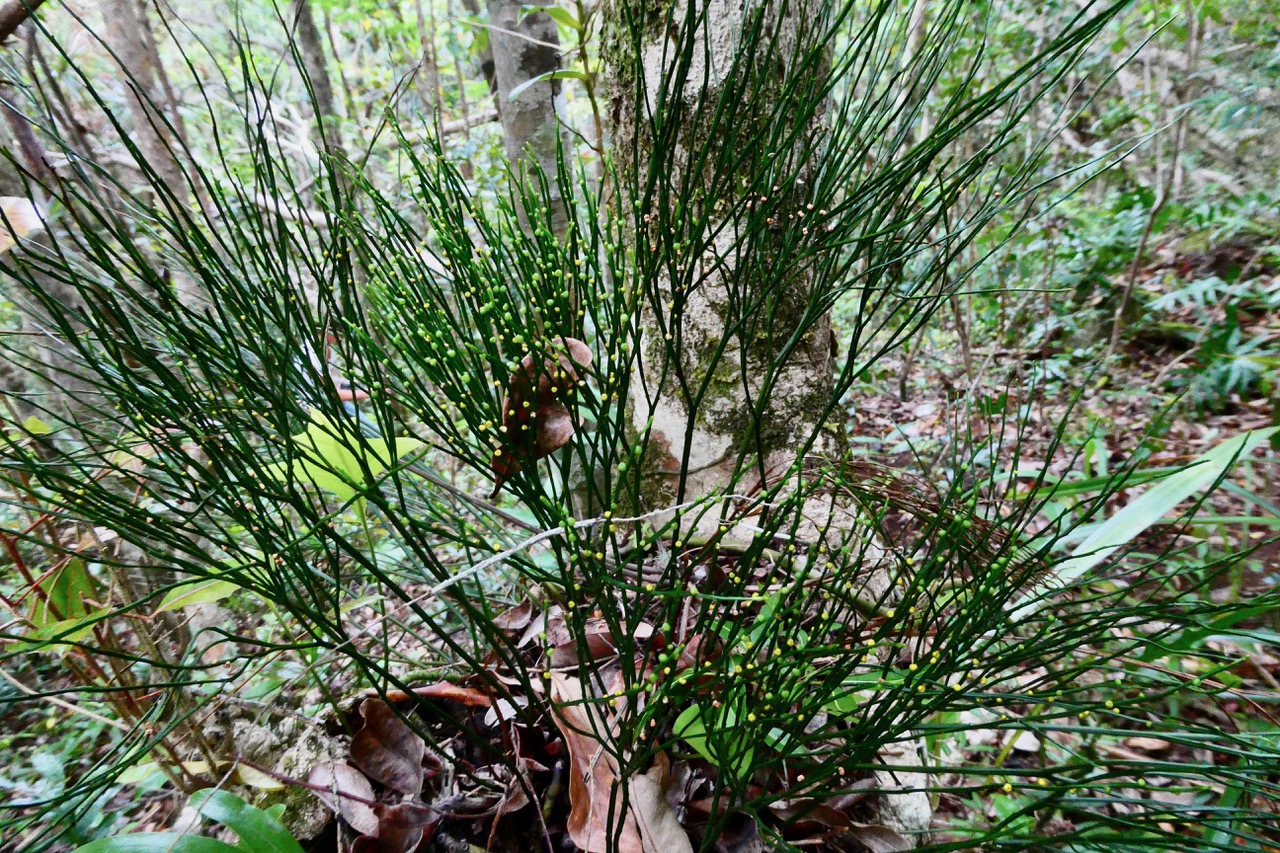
1173,304,1277,411
0,0,1275,851
25,559,97,630
152,578,244,614
0,710,124,846
261,411,426,504
674,702,754,782
70,790,303,853
1014,427,1277,617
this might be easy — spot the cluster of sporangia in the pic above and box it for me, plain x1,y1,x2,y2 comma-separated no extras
489,337,592,497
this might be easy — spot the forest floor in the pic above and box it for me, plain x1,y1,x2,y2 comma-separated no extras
3,240,1278,853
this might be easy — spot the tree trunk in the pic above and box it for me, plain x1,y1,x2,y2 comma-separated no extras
485,0,570,237
601,3,932,842
100,0,187,203
461,0,498,96
602,0,840,514
100,0,204,306
290,0,343,158
0,0,50,45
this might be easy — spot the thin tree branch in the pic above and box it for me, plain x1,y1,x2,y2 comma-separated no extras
0,0,49,45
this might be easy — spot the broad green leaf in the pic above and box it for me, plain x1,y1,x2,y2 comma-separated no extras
117,761,164,786
28,558,97,629
263,411,424,501
190,789,305,853
118,760,281,790
72,836,242,853
340,593,383,614
520,4,581,30
507,68,590,102
763,726,803,756
232,763,286,791
14,609,111,653
1029,467,1176,498
674,704,753,781
117,760,213,786
21,415,51,435
1009,427,1277,620
1140,602,1280,661
154,579,243,614
674,704,710,760
824,670,908,716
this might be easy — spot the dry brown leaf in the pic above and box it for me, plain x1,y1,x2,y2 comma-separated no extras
351,802,435,853
518,606,559,649
549,672,642,853
496,727,542,824
550,618,661,668
404,681,492,707
493,600,534,631
349,698,427,796
483,696,529,728
674,634,721,674
848,822,913,853
543,607,572,647
307,761,379,836
712,815,765,852
490,337,592,496
631,764,694,853
767,798,852,831
494,737,532,819
1010,731,1041,752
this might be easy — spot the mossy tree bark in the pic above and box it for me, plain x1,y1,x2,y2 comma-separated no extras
601,4,933,840
601,0,841,515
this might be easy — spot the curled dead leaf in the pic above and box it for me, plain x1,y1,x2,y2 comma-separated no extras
847,823,913,853
351,802,435,853
550,618,662,668
349,698,427,796
549,673,642,853
483,696,529,728
543,606,572,647
1010,731,1041,752
490,337,592,496
493,600,534,631
493,729,535,820
1125,736,1172,752
401,681,493,708
308,761,379,836
631,763,694,853
0,197,44,255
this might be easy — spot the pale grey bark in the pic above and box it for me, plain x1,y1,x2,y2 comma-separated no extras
603,0,840,507
486,0,571,237
290,0,343,158
101,0,205,307
0,83,95,422
101,0,187,201
413,0,443,120
602,4,931,840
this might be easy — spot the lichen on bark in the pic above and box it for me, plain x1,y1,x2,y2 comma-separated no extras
602,0,842,512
